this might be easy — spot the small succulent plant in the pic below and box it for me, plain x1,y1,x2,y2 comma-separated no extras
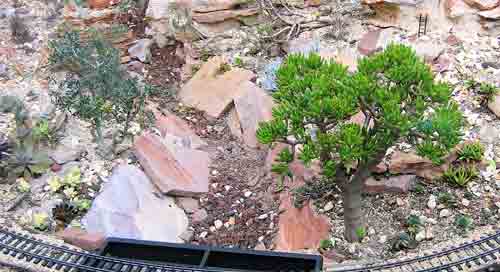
390,233,418,252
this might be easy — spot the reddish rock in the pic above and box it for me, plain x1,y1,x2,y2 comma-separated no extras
179,56,255,118
192,7,259,23
50,163,62,172
387,149,459,180
276,197,331,251
365,3,401,28
57,228,105,251
191,0,245,12
432,55,451,73
463,0,500,10
445,0,468,17
177,197,200,214
319,48,359,73
155,113,206,149
364,175,415,194
479,5,500,18
134,133,210,196
358,30,382,56
305,0,321,6
372,162,388,173
446,34,462,46
230,82,274,148
265,143,290,171
487,94,500,118
348,111,374,128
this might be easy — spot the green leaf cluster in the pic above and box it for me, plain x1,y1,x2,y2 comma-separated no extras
457,141,484,162
442,166,478,187
257,44,463,183
48,30,158,146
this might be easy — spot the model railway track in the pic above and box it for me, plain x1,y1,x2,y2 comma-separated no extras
329,230,500,272
0,227,223,272
0,227,498,272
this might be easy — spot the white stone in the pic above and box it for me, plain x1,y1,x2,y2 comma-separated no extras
82,165,188,243
209,226,216,232
214,220,223,229
258,214,268,220
379,235,387,243
461,198,470,207
244,191,252,198
324,201,334,212
415,230,426,242
439,209,451,218
396,197,405,206
427,195,437,210
199,231,208,238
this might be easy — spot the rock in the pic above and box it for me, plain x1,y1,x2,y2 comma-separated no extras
244,191,253,197
177,197,200,214
445,0,468,17
50,163,62,173
446,34,462,46
410,38,446,63
387,150,458,180
191,0,244,12
358,30,381,56
285,37,321,54
179,56,255,118
128,39,153,63
254,242,266,250
134,133,210,196
57,227,105,251
0,8,15,18
463,0,500,10
192,208,208,222
324,201,334,212
258,214,268,220
396,197,405,206
0,63,8,78
276,197,331,251
482,62,500,69
199,231,208,238
214,219,223,229
192,7,259,23
425,227,434,240
462,198,470,207
439,209,451,218
228,82,274,148
82,165,189,242
49,146,83,164
415,230,426,242
487,95,500,118
155,112,207,149
364,175,415,194
479,5,500,18
179,230,194,241
427,195,437,210
379,235,387,243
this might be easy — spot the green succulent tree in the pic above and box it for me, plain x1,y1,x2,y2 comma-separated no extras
256,44,463,242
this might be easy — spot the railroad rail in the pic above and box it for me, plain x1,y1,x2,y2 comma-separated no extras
0,227,498,272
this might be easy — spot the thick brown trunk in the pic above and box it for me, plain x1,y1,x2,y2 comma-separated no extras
342,168,368,242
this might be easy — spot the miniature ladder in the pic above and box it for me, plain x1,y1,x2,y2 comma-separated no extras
418,14,428,37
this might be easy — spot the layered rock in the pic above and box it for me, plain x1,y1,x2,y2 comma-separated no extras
134,132,210,196
179,56,255,118
228,81,275,148
463,0,500,10
82,165,189,242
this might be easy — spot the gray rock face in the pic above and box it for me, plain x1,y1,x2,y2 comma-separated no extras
82,165,188,243
128,39,153,63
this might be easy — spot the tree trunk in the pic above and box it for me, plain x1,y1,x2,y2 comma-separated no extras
342,168,367,242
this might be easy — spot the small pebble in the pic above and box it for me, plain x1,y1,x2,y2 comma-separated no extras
257,214,268,220
244,191,252,198
214,220,223,229
439,209,451,218
461,198,470,207
324,201,334,212
199,231,208,238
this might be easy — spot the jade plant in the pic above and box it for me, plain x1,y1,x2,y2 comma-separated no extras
257,44,463,241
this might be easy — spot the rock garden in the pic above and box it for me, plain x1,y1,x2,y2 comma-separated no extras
0,0,500,270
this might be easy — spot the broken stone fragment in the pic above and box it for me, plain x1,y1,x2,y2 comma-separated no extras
228,81,274,148
82,165,189,242
128,39,153,63
179,56,255,118
134,132,211,196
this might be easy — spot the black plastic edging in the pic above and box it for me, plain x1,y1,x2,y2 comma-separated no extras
98,237,323,272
